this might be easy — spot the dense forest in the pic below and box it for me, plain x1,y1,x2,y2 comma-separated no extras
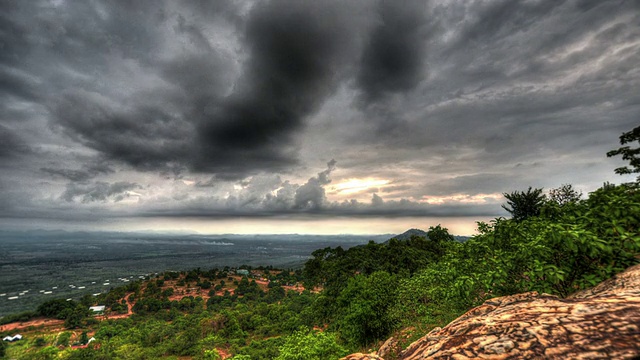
1,126,639,359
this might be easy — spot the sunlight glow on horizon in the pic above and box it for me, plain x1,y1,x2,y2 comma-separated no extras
105,216,492,236
0,216,493,237
330,178,391,195
421,193,503,205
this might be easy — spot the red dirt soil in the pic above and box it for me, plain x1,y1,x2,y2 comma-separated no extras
0,318,64,333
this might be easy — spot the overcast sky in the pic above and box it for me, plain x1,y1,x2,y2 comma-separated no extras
0,0,638,235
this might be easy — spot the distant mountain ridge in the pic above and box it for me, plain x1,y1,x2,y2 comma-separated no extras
390,228,429,241
387,228,470,243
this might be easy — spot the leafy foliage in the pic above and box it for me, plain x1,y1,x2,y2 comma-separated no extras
548,184,582,206
393,183,640,331
302,226,455,345
0,310,38,325
607,125,640,181
501,187,546,221
35,299,92,329
334,271,399,347
275,328,348,360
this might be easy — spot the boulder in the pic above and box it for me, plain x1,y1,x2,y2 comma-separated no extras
341,354,383,360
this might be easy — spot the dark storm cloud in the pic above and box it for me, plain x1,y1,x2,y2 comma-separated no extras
11,0,366,179
0,67,41,103
357,0,428,103
0,2,31,68
61,181,140,203
41,168,95,182
52,91,194,170
424,173,524,197
41,162,114,182
458,0,564,44
0,125,30,157
0,0,639,226
194,1,359,175
362,0,640,154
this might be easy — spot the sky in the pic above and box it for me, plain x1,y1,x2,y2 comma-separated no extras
0,0,638,235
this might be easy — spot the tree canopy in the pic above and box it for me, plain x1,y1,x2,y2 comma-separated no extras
501,187,546,221
607,125,640,181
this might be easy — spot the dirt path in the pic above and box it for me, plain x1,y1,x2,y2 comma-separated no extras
218,348,231,359
0,318,64,333
103,299,134,320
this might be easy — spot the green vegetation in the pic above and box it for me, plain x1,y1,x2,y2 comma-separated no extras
501,186,546,221
0,311,39,326
608,125,640,180
275,328,347,360
394,183,639,329
2,129,639,359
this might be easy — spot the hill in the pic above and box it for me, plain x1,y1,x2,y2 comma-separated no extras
388,228,429,241
387,228,469,243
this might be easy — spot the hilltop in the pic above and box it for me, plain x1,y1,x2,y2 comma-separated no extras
388,228,429,241
387,228,470,243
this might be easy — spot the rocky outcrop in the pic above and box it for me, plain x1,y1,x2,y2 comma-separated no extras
343,264,640,360
342,354,383,360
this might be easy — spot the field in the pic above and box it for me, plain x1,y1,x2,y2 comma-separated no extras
0,230,389,317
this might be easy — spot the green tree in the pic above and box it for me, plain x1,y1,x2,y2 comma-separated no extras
80,294,95,308
80,332,89,345
34,337,47,347
56,332,72,346
29,346,59,360
203,349,222,360
502,187,545,221
37,298,76,319
335,271,398,346
427,224,454,242
275,328,347,360
607,125,640,181
63,304,91,329
548,184,582,206
0,339,6,358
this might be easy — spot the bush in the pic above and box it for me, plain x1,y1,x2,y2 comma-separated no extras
34,337,47,347
56,332,72,346
276,328,348,360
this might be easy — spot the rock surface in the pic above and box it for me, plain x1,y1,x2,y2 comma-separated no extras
343,264,640,360
342,354,383,360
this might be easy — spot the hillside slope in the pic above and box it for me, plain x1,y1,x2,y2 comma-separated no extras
344,263,640,359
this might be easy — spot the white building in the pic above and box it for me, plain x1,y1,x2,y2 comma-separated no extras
3,334,22,342
89,305,106,313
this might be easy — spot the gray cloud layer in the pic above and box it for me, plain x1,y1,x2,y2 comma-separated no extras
0,0,638,227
